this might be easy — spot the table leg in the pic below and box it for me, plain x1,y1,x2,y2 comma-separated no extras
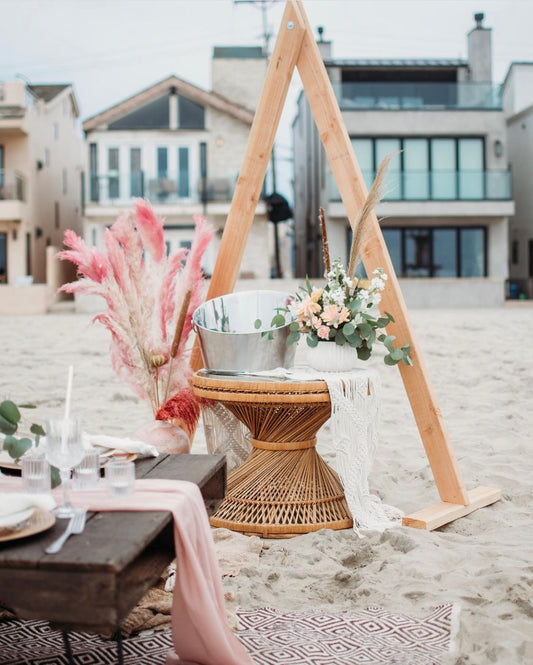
62,631,75,665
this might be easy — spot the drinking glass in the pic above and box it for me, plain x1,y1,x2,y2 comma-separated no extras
21,455,51,494
73,448,100,490
45,416,84,517
105,460,135,496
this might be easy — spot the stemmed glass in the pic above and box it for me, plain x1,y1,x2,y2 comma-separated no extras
45,416,85,518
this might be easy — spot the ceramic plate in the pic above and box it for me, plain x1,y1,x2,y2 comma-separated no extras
0,507,35,530
98,451,137,467
0,509,55,543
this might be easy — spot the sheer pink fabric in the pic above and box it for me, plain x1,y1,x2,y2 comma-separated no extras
0,477,253,665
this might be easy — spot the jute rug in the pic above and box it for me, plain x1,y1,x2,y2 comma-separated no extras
0,604,456,664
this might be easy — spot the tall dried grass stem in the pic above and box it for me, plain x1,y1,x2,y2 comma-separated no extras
347,151,397,278
319,207,331,275
163,288,193,403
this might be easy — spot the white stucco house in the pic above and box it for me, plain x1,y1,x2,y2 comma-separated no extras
293,14,514,307
0,81,83,311
82,47,273,280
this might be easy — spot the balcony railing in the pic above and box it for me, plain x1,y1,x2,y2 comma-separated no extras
333,82,502,111
0,170,26,201
88,172,238,205
329,169,512,202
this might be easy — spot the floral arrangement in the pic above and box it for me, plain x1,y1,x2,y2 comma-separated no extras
58,200,213,426
283,153,412,367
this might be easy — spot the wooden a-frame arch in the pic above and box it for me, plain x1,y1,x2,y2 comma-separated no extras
193,0,501,530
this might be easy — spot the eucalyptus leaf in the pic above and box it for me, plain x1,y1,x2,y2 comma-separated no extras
286,332,300,346
271,314,286,328
377,317,390,328
306,334,319,348
384,354,398,366
390,348,403,361
289,321,300,332
384,311,395,323
345,333,362,348
0,400,21,425
0,414,17,436
335,334,345,346
50,466,61,489
383,335,396,351
4,436,32,460
30,423,46,437
343,322,355,337
254,318,262,329
18,403,37,409
357,323,372,338
357,345,371,361
402,354,413,366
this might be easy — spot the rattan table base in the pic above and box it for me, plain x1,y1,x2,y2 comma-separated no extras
193,372,353,538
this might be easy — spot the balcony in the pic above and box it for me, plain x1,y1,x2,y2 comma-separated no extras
87,171,238,206
0,169,27,220
333,82,502,111
329,169,512,202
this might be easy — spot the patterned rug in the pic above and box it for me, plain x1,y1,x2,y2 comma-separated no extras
0,604,456,665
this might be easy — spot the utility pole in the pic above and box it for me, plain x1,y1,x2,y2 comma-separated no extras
233,0,285,277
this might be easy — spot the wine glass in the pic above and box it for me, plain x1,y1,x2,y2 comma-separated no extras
45,416,84,518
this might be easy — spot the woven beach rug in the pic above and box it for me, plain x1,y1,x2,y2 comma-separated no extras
0,604,456,664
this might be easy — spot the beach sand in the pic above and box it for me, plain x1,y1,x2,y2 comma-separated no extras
1,304,531,664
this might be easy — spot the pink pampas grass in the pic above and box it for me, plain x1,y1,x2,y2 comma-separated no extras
59,201,214,415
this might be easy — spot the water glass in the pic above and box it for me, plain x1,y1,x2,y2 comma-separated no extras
21,455,51,494
73,449,100,490
45,416,84,518
105,460,135,496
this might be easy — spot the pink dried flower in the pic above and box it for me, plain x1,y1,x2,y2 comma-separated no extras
58,201,213,415
317,325,331,340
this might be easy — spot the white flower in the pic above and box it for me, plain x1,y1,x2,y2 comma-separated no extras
358,289,370,302
372,292,382,305
371,277,385,291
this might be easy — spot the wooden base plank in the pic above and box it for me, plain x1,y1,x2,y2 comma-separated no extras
402,486,502,530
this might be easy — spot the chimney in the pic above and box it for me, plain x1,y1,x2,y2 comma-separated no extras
211,46,267,110
467,12,492,82
316,26,332,59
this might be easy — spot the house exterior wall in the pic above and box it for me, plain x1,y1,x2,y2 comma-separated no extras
0,81,83,291
292,18,513,307
507,104,533,294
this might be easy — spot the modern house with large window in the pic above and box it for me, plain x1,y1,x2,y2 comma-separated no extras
293,14,514,307
82,47,271,278
0,80,83,293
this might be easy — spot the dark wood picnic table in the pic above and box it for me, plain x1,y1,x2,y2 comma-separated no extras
0,454,226,643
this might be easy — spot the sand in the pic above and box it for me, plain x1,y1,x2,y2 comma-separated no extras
1,304,532,664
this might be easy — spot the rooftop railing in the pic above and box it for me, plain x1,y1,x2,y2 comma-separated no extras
329,169,512,202
0,170,26,202
333,81,502,110
88,171,238,205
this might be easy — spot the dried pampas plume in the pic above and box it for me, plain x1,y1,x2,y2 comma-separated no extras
347,151,398,278
319,207,331,275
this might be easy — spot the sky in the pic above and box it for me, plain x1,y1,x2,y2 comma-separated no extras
1,0,532,198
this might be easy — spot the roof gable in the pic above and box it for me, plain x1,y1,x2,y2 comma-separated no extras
83,75,254,131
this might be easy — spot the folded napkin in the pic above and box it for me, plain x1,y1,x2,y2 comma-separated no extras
82,433,159,458
0,492,55,517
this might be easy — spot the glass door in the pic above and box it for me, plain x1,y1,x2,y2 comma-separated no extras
130,148,143,197
403,138,429,200
458,138,484,200
431,139,456,199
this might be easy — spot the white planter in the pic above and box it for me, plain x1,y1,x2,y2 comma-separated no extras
306,342,358,373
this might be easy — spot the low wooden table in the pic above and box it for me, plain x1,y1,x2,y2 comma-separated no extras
193,372,353,538
0,454,226,636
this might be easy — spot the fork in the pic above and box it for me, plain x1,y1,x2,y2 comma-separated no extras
45,509,87,554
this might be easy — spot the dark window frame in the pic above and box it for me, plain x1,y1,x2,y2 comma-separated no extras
380,225,487,278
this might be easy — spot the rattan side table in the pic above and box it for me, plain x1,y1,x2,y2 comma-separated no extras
192,371,353,538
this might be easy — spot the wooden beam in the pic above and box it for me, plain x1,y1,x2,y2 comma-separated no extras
191,2,307,370
402,486,502,530
293,0,469,507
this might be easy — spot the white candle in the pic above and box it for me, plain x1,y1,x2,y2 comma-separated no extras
61,365,74,454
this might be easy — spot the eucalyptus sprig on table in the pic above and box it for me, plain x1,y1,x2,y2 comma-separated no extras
0,400,60,487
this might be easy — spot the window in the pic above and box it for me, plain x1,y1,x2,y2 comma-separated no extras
89,143,98,202
108,95,170,130
382,226,486,278
62,168,67,195
178,96,205,129
157,147,168,178
511,240,519,265
54,201,60,229
53,123,59,140
91,228,97,246
349,137,486,201
108,148,119,199
44,148,50,166
178,147,189,197
130,148,143,197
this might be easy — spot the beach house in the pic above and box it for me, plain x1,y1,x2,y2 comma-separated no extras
292,14,514,307
502,62,533,299
0,81,83,307
82,47,272,279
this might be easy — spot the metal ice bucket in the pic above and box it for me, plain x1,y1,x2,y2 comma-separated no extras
192,290,296,373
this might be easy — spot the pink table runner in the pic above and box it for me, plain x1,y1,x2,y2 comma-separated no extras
0,477,253,665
